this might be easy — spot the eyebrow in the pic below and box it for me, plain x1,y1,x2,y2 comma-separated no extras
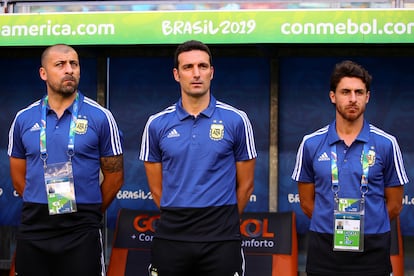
182,62,209,68
340,88,366,92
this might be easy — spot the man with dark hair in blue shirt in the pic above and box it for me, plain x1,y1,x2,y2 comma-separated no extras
140,40,257,276
292,60,408,276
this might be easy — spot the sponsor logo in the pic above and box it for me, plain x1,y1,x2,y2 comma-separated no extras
133,214,160,233
167,128,180,138
30,123,41,131
128,214,160,243
241,218,275,249
241,218,275,238
318,152,330,161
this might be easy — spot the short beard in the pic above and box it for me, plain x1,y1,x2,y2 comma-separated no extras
49,82,78,98
59,86,77,97
337,107,364,122
57,76,78,97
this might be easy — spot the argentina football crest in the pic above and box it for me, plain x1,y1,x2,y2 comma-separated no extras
367,148,376,167
74,117,88,134
361,146,376,167
210,120,224,141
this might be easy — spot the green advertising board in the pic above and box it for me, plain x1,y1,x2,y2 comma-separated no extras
0,9,413,46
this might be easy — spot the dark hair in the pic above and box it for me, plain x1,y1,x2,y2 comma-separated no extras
174,40,212,69
330,60,372,92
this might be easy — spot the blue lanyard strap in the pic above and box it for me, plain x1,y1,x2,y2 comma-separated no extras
360,144,369,195
331,143,369,198
40,93,79,167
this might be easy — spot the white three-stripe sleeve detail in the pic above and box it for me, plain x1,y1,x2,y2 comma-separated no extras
8,100,41,156
84,97,122,155
216,101,257,159
291,125,329,181
139,105,176,161
370,125,409,184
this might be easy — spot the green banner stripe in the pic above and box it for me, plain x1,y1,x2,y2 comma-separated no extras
0,9,413,46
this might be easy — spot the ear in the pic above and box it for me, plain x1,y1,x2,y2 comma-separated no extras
210,66,214,80
366,91,370,104
329,91,336,104
173,68,179,82
39,67,47,81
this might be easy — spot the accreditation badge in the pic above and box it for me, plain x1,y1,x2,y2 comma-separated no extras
44,162,77,215
333,198,364,252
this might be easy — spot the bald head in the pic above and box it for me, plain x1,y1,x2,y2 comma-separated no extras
39,44,80,97
41,44,78,67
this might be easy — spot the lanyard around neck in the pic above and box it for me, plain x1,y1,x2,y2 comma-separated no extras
331,143,369,198
40,93,79,167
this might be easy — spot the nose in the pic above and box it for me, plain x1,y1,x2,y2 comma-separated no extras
192,67,201,78
64,62,74,74
349,91,357,102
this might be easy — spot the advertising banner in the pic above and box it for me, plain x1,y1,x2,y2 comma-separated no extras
108,209,297,276
0,9,413,46
241,212,293,255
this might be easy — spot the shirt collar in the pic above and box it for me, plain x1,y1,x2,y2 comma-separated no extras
44,91,83,114
176,94,216,120
328,120,370,145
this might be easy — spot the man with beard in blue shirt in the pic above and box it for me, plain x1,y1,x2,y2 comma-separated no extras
8,44,124,276
292,60,408,276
